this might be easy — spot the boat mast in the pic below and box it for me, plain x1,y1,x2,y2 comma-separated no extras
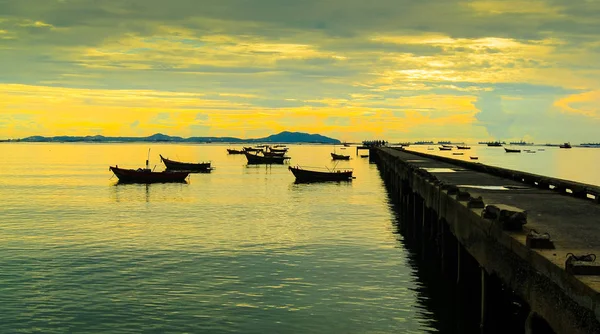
146,148,150,170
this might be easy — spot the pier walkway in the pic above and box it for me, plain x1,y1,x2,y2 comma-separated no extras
374,147,600,334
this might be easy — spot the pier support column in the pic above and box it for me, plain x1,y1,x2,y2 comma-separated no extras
480,267,487,333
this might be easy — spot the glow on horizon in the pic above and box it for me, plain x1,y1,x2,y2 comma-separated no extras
0,0,599,142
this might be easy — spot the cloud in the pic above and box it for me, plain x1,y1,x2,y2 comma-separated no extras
1,0,600,141
474,92,515,139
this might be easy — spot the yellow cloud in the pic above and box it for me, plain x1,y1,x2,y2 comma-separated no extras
554,90,600,118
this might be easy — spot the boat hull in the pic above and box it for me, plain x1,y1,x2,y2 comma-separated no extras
244,152,289,164
331,153,350,160
227,149,244,154
160,155,211,172
110,166,189,183
289,166,353,182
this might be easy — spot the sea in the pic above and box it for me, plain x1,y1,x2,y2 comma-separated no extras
1,143,598,333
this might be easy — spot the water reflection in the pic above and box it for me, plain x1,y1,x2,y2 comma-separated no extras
111,181,189,203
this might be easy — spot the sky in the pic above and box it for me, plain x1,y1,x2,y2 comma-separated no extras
1,0,599,142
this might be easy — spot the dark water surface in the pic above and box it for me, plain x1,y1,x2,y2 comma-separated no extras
1,143,440,333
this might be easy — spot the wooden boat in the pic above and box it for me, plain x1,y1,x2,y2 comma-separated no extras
109,166,188,183
439,146,452,151
360,154,369,158
227,148,244,154
331,153,350,160
263,151,286,157
456,145,471,150
504,148,521,153
269,147,288,153
559,142,572,149
452,152,464,155
470,156,479,160
243,147,263,152
160,155,211,172
289,166,353,182
245,151,290,164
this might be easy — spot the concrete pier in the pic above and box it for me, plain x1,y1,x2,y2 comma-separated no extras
374,147,600,334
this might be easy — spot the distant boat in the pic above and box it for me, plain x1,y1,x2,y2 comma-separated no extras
509,140,534,146
439,146,452,151
438,141,451,145
227,148,244,154
262,150,286,157
243,147,263,152
559,142,572,149
109,166,189,183
160,155,211,172
288,165,353,182
504,148,521,153
487,142,503,147
456,145,471,150
452,152,464,155
269,147,288,153
360,154,369,158
244,151,290,164
331,153,350,160
470,156,479,160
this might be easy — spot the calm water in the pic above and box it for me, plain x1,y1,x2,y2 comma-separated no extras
0,143,438,334
407,145,600,186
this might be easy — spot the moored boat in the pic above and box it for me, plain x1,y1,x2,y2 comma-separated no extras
245,151,290,164
456,145,471,150
288,165,353,182
559,142,572,149
227,148,244,154
109,166,189,183
160,155,211,172
268,147,288,153
487,142,503,147
439,146,452,151
504,148,521,153
243,147,263,152
331,153,350,160
263,151,286,157
470,156,479,160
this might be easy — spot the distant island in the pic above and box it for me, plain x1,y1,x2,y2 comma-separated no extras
2,131,341,144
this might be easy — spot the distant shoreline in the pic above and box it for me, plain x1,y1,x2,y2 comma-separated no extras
0,131,342,145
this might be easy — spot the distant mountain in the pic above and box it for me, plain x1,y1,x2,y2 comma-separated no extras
249,131,340,144
17,131,340,144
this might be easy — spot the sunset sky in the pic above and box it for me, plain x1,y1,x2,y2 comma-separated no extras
1,0,599,142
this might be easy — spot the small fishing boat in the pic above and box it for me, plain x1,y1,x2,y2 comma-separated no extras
109,166,189,183
452,152,464,155
559,142,572,149
470,156,479,160
360,154,369,158
262,151,286,157
504,148,521,153
289,165,353,182
269,147,288,153
245,151,290,164
456,145,471,150
243,147,263,152
160,155,211,172
439,146,452,151
227,148,244,154
331,153,350,160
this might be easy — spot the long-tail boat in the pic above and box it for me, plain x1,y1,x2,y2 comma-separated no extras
269,147,288,153
331,153,350,160
262,151,286,157
160,154,211,172
289,166,353,182
244,151,290,164
109,166,189,183
227,148,244,154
